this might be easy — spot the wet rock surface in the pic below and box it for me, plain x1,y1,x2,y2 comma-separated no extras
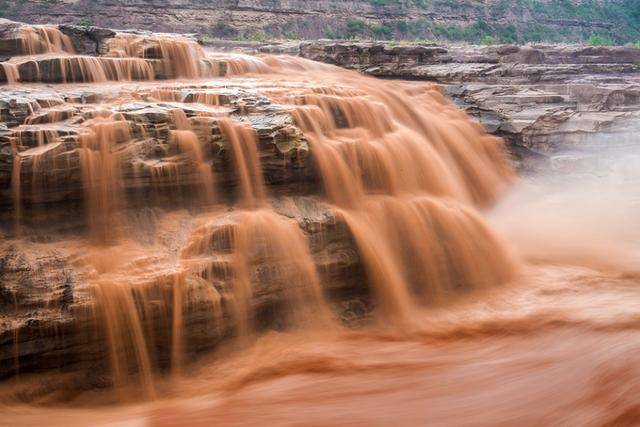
0,22,508,386
0,196,366,380
0,23,373,380
58,25,117,56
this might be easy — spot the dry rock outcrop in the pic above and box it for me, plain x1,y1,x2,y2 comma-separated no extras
273,41,640,172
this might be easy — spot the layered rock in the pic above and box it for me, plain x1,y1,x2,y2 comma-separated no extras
0,79,367,380
0,20,361,379
2,0,636,43
293,43,640,81
279,41,640,172
0,197,365,380
58,24,117,56
0,19,228,84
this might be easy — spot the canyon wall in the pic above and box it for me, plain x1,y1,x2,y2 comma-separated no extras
2,0,638,44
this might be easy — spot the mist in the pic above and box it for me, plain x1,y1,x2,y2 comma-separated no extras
489,146,640,273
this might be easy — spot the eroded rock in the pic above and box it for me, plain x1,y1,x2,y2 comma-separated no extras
284,41,640,172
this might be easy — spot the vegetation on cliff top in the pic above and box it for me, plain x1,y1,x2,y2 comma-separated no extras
351,0,640,45
200,0,640,45
1,0,639,45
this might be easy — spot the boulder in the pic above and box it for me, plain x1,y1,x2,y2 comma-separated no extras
58,24,117,55
0,19,26,58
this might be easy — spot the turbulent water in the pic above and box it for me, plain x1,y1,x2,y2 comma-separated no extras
1,25,640,427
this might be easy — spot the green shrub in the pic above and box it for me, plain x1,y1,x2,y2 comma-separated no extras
369,23,392,39
496,24,518,44
284,31,300,40
249,32,272,42
346,18,367,37
585,33,613,46
480,35,496,45
396,20,409,33
210,20,237,38
324,27,336,39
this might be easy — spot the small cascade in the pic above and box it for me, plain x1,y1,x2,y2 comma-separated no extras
148,88,185,102
169,271,187,376
6,55,156,84
157,37,206,79
25,106,76,125
226,209,333,336
98,57,155,81
1,63,19,84
217,53,273,75
91,278,156,397
13,126,61,148
78,117,130,243
18,25,75,55
11,151,22,235
9,126,65,232
169,109,215,205
104,33,213,79
218,117,266,208
192,92,222,106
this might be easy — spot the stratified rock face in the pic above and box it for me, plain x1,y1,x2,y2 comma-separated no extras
2,0,637,44
0,19,27,59
0,19,228,84
0,20,352,380
58,25,117,56
294,42,640,83
0,82,354,380
286,41,640,172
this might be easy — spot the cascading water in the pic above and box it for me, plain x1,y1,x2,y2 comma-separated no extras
1,31,515,391
5,22,633,427
2,24,513,353
78,116,129,243
169,109,216,205
18,25,76,55
0,25,218,85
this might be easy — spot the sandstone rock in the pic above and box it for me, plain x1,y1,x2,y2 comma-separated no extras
2,0,633,44
0,196,366,379
58,24,116,56
0,19,27,58
288,41,640,172
294,42,640,84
